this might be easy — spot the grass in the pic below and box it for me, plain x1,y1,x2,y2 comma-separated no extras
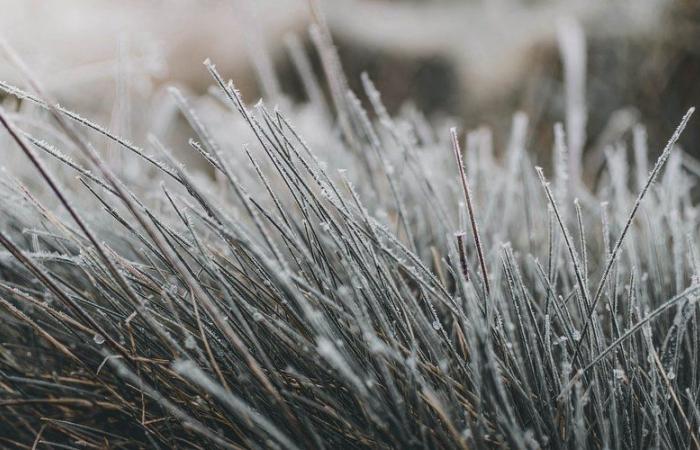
0,25,700,449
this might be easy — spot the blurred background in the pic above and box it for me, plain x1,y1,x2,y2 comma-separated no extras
1,0,699,165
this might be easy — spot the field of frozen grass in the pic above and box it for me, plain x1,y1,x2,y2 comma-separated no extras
1,13,700,450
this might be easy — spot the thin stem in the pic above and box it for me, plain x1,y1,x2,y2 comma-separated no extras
450,127,490,295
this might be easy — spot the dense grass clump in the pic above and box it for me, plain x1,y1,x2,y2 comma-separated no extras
1,31,700,449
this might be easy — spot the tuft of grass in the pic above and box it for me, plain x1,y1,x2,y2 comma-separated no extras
1,28,700,450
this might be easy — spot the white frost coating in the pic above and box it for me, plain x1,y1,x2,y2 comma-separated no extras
184,335,197,349
557,17,586,185
172,359,302,450
317,336,367,396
